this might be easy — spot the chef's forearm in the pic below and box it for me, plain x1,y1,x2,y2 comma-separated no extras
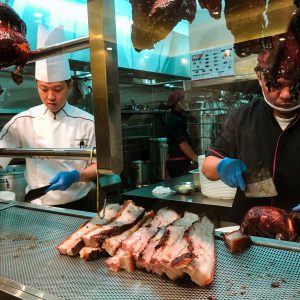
202,156,221,181
79,163,97,182
179,141,198,162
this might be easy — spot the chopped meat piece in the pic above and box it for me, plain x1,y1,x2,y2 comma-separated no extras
83,200,145,248
57,204,121,256
240,206,297,241
223,229,251,253
106,248,135,272
79,247,102,261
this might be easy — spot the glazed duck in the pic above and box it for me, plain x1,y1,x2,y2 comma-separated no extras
0,2,30,85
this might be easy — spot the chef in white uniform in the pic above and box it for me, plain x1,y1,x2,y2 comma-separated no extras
0,25,97,210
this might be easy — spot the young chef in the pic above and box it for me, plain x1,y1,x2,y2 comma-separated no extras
166,89,198,178
202,42,300,223
0,25,97,210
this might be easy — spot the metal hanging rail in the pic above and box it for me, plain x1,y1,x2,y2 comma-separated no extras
0,148,96,160
27,36,90,63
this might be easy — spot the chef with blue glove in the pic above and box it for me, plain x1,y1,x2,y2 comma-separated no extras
202,47,300,223
0,25,97,210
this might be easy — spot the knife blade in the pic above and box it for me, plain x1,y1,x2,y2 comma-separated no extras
24,184,51,202
244,160,278,198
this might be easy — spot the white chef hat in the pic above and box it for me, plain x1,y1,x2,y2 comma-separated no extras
35,25,71,82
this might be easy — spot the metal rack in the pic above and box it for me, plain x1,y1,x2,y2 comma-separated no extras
0,201,299,300
187,108,228,155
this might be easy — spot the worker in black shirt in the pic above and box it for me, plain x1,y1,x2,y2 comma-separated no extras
201,11,300,223
166,90,198,178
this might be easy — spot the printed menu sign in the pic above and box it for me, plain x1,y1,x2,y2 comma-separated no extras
190,45,234,81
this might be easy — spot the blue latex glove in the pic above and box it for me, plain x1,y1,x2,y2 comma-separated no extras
292,204,300,212
217,157,247,191
46,170,80,191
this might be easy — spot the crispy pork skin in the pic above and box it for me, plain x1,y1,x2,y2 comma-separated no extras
83,200,145,248
106,208,180,272
57,204,121,256
182,216,215,287
223,230,251,253
240,206,297,241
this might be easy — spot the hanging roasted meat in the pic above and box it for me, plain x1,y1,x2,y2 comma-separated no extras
240,206,300,242
130,0,197,51
198,0,222,19
0,2,30,85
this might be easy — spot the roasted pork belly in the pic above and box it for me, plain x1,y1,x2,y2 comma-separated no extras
83,200,145,248
121,208,180,261
106,207,180,272
149,211,199,280
136,226,166,272
182,216,215,287
57,203,121,256
102,211,155,256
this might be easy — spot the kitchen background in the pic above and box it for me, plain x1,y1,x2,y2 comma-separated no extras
0,0,294,191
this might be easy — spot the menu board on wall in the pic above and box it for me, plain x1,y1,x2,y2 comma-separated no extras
190,45,234,81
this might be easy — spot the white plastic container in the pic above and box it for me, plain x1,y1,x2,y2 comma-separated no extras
198,155,236,199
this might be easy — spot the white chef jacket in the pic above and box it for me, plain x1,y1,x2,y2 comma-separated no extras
0,103,96,206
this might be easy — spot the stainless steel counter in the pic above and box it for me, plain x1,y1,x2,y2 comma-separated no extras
1,201,299,300
122,174,234,226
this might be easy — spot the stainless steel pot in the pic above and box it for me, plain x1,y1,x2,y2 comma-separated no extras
149,138,168,181
129,160,151,188
0,165,27,201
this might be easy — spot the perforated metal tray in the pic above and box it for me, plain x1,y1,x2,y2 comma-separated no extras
0,204,300,300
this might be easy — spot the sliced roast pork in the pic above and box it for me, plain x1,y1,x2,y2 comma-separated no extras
83,200,145,248
106,207,180,272
135,226,166,272
149,211,199,280
57,203,121,256
181,216,215,287
102,211,155,256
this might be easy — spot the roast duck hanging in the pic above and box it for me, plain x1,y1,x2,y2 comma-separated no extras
0,2,30,85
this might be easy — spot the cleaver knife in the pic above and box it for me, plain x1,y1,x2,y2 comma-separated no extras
244,160,278,198
24,185,51,202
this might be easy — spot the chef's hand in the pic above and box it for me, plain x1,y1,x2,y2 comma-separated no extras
292,204,300,212
217,157,247,191
46,170,80,191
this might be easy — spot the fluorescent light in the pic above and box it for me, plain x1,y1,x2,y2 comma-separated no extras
107,47,113,51
180,58,188,64
33,12,43,18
